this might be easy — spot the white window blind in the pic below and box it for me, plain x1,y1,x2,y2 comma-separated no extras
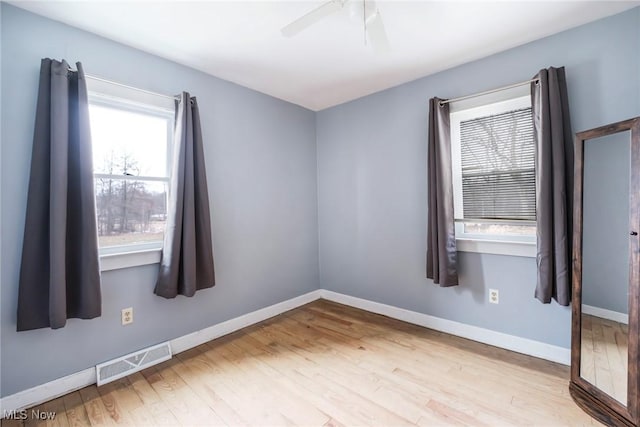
459,107,535,221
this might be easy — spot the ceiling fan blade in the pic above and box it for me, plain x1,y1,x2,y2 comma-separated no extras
366,10,390,54
281,0,344,37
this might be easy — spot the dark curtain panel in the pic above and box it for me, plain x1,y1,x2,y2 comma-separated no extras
426,97,458,287
17,58,101,331
155,93,215,298
531,66,574,306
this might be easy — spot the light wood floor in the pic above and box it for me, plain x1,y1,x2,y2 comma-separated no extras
580,313,628,405
3,300,598,426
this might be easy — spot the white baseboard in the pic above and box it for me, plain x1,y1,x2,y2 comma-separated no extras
0,368,96,418
1,287,570,415
582,304,628,325
170,290,322,354
0,290,322,415
319,290,571,366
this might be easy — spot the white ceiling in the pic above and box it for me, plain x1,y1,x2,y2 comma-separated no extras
11,1,640,111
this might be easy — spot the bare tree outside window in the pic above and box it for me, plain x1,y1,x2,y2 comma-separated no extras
89,103,172,249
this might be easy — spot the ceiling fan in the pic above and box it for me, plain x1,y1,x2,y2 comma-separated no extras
281,0,390,53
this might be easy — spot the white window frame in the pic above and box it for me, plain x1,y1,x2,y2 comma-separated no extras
87,77,175,271
449,85,536,258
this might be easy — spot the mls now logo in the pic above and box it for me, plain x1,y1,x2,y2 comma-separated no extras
3,409,56,420
3,409,28,420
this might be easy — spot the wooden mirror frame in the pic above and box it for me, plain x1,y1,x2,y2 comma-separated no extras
570,117,640,427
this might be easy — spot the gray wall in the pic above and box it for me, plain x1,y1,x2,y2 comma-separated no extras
316,7,640,348
1,4,319,397
582,133,631,314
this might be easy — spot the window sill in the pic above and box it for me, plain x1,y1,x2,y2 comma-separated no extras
100,248,162,272
456,238,536,258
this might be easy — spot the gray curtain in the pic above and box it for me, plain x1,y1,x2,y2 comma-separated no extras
155,92,215,298
17,58,101,331
531,66,574,306
426,97,458,287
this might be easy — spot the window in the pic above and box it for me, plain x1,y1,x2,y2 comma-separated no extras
450,88,536,256
87,79,174,259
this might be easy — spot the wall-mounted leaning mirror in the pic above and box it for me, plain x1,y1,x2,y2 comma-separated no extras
570,117,640,427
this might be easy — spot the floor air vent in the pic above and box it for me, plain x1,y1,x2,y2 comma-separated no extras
96,342,172,386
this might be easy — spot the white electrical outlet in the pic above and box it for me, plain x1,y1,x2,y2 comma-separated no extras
121,307,133,325
489,289,499,304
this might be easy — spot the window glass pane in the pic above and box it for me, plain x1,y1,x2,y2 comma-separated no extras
95,179,167,248
460,107,535,221
90,104,169,177
463,222,536,236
